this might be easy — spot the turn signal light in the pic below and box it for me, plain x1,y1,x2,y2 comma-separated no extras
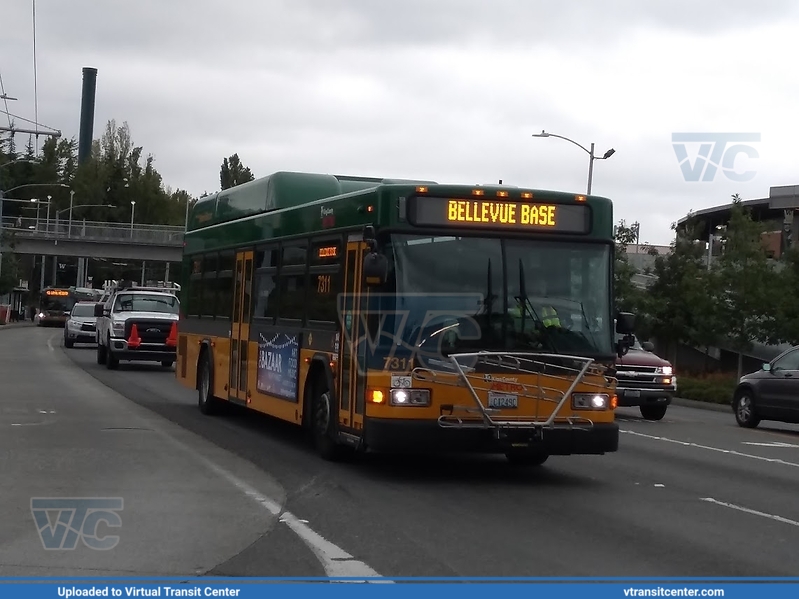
368,389,385,404
611,395,618,409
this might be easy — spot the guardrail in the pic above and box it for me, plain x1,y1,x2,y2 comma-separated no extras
0,217,184,245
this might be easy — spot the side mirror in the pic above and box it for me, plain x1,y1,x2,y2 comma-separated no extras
363,252,388,286
616,334,635,359
94,303,104,317
642,341,655,352
615,311,636,334
762,363,771,372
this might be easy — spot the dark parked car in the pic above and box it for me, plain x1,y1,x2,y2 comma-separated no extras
733,346,799,428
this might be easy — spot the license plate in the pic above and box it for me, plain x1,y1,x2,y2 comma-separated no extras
487,393,518,409
625,390,641,398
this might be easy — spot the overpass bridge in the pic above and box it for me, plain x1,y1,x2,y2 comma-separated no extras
0,217,184,262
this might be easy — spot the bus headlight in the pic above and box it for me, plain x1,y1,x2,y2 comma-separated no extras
390,388,430,406
572,393,610,410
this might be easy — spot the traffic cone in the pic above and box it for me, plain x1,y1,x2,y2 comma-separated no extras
127,324,141,349
166,321,178,347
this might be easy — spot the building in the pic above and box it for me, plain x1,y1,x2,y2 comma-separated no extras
675,184,799,262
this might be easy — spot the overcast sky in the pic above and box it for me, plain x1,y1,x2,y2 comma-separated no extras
2,0,798,245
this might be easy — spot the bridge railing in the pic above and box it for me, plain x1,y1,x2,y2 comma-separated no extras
0,217,184,245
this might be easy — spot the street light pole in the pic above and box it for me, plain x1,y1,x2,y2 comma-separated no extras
68,190,75,238
532,130,615,194
130,200,136,238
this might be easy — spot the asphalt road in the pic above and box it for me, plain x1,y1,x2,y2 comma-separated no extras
6,325,799,577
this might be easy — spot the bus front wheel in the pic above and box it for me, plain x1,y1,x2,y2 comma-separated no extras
505,450,549,467
311,378,345,462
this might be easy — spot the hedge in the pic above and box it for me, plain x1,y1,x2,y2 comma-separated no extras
676,374,738,405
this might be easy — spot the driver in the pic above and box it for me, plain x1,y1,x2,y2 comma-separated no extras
510,278,561,329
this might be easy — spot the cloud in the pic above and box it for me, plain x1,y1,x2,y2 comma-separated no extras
2,1,798,244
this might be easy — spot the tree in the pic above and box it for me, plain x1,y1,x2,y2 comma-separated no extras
714,194,777,378
220,154,254,190
613,220,641,312
768,242,799,345
646,217,722,369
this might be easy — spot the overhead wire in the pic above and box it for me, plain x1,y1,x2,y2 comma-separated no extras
32,0,39,153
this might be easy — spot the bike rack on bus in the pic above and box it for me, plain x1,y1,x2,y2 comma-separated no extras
410,351,611,435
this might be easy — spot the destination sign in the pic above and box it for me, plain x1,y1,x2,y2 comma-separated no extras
45,290,69,296
409,197,591,233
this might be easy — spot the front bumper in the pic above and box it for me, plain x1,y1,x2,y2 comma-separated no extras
108,337,176,362
65,329,96,343
616,385,675,407
362,418,619,455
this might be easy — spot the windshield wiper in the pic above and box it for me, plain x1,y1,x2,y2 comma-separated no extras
517,259,557,351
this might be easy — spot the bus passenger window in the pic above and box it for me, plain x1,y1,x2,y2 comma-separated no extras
308,270,341,322
253,272,278,321
277,273,306,320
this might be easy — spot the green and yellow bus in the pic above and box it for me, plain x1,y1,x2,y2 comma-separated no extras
176,171,637,465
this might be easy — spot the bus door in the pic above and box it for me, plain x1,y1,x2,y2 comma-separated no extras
229,250,254,405
337,236,369,433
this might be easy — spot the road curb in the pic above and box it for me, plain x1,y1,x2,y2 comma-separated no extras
0,322,35,331
671,396,731,413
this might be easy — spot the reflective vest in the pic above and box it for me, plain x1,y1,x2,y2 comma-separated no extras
540,306,560,327
510,305,560,327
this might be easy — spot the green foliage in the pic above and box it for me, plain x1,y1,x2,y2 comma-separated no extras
774,246,799,345
676,374,737,405
220,153,254,190
1,120,192,229
0,252,21,295
646,216,723,353
613,220,642,311
616,192,789,384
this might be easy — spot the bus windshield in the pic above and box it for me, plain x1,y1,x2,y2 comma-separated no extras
113,293,180,314
380,234,614,359
41,292,73,313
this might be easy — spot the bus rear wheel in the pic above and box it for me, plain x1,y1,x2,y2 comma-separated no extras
198,352,221,415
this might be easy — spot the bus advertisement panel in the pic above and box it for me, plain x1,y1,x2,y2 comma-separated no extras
175,172,637,467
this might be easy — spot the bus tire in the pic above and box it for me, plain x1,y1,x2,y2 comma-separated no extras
198,351,220,415
310,376,344,461
505,450,549,467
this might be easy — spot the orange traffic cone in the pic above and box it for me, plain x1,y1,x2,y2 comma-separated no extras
166,321,178,347
127,324,141,349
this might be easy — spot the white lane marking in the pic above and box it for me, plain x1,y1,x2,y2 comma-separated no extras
742,441,799,448
164,435,389,582
700,497,799,527
621,429,799,469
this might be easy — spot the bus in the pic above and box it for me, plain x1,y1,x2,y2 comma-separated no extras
37,286,101,327
176,171,637,465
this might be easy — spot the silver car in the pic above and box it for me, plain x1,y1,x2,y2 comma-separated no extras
64,302,98,348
